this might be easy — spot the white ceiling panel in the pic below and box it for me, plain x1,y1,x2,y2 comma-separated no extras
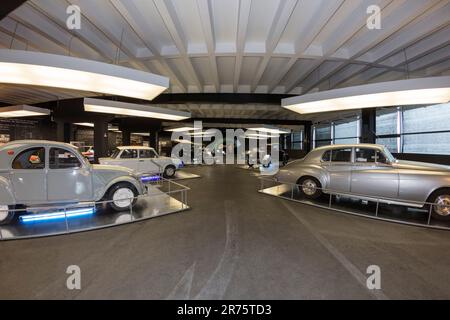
0,0,447,107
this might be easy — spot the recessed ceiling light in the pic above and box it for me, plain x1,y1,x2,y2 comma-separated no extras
74,122,94,127
132,132,150,136
246,125,291,134
84,98,190,121
165,126,202,132
0,105,50,118
282,76,450,114
0,50,169,100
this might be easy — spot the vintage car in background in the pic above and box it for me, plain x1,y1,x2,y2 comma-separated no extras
274,144,450,220
99,146,183,178
79,145,95,163
0,140,145,225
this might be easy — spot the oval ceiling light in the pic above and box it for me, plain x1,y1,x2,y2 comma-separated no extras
282,76,450,115
246,125,291,134
84,98,190,121
0,105,50,118
0,49,169,101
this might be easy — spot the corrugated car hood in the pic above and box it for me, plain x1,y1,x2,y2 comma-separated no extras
92,164,134,174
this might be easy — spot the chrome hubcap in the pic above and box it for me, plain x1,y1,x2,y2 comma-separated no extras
0,205,9,221
302,179,317,196
434,195,450,216
166,168,175,176
112,188,134,208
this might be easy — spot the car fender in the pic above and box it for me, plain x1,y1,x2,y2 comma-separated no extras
0,176,16,206
96,176,144,201
295,165,328,188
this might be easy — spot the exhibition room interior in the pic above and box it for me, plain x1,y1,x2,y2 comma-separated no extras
0,0,450,302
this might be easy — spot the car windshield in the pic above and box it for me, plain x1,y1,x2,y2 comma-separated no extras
72,148,91,166
382,146,396,163
110,148,121,159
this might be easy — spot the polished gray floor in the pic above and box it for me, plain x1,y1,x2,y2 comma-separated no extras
1,165,450,299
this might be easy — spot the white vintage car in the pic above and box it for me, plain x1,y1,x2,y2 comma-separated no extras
99,146,184,178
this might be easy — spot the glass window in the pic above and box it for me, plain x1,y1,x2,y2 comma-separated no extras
291,131,303,150
376,151,388,164
355,148,376,163
376,108,398,135
403,132,450,155
139,149,157,158
49,148,81,169
334,137,359,144
376,137,398,153
334,120,358,139
12,147,45,169
403,103,450,133
315,125,331,140
315,140,331,147
120,149,138,159
322,150,331,162
331,148,352,162
291,142,302,150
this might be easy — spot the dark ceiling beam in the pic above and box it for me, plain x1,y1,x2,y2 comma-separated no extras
97,93,294,105
29,96,308,125
190,118,311,126
0,0,27,21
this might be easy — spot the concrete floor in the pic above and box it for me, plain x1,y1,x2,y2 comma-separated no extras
1,165,450,299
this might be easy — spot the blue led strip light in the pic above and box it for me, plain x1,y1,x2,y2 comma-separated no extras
141,175,161,183
20,207,95,223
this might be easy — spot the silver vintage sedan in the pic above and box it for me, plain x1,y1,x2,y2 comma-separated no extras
0,140,145,224
274,144,450,220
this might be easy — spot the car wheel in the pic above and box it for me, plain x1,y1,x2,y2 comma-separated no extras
163,165,176,178
297,177,323,199
0,205,15,225
107,183,138,212
429,189,450,221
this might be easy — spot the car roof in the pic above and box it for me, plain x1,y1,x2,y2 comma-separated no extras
116,146,154,150
0,140,77,151
313,143,385,151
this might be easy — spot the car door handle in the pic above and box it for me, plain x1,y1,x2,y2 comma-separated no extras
139,160,145,162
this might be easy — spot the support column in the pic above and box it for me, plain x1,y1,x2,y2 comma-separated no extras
93,120,108,163
122,129,131,146
361,108,376,143
56,121,65,142
149,130,159,152
56,121,74,143
303,122,312,152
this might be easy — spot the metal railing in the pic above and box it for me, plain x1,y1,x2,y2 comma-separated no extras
0,177,190,240
259,176,450,230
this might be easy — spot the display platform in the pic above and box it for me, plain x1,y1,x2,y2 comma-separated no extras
0,183,190,240
259,181,450,230
168,170,201,181
236,164,279,177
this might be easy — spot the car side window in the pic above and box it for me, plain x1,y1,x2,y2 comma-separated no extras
322,150,331,162
120,149,138,159
139,149,157,159
12,147,46,169
355,148,376,163
331,148,352,162
376,151,388,164
49,148,81,169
